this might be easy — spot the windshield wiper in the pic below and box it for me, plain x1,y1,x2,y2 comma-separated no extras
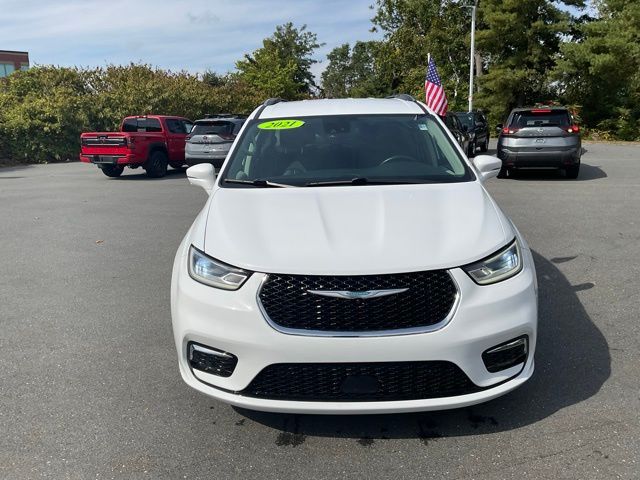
224,178,297,188
306,177,421,187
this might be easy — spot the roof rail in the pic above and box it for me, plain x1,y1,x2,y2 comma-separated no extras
387,93,430,115
255,98,286,119
387,94,417,102
263,98,285,106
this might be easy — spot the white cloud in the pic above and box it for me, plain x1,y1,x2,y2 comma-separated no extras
0,0,381,77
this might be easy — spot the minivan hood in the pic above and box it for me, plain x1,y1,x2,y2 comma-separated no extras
203,183,512,275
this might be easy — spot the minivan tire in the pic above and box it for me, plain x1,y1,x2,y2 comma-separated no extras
146,150,168,178
100,165,124,177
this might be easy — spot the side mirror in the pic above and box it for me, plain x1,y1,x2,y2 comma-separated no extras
187,163,216,193
474,155,502,181
495,124,503,133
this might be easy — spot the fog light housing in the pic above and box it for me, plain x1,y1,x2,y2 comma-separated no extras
188,342,238,377
482,336,528,373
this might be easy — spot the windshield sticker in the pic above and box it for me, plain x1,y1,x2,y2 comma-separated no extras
258,119,305,130
418,124,428,130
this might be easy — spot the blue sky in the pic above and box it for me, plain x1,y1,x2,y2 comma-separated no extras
0,0,382,78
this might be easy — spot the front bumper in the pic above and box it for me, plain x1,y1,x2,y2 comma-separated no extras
171,239,538,414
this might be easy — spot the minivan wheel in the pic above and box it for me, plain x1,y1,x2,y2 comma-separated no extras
100,165,124,177
146,151,168,178
565,163,580,179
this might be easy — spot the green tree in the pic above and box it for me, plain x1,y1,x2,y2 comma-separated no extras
0,66,92,162
554,0,640,139
236,23,322,99
370,0,472,109
321,41,385,98
474,0,586,125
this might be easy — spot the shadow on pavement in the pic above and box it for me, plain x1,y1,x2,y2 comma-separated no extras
0,163,36,175
505,163,606,181
236,251,610,441
114,167,186,181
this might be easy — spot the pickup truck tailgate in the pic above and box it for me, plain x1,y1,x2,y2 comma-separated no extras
81,134,129,153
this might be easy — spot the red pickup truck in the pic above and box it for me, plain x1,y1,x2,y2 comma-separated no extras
80,116,193,177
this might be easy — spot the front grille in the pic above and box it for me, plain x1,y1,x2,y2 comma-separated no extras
240,362,483,401
258,271,457,333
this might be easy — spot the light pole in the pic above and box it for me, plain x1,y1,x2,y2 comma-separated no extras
466,0,478,112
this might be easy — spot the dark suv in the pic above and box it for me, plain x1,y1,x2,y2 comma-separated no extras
443,112,472,156
454,111,490,155
496,107,581,178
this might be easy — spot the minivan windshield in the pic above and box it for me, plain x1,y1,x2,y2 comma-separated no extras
220,114,474,187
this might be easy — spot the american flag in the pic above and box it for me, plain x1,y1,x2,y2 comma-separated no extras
424,56,448,116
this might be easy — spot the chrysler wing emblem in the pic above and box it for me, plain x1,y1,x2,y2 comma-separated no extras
307,288,408,300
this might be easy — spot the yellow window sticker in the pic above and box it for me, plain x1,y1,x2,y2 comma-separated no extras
258,119,305,130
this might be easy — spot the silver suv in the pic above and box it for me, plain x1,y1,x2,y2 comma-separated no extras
496,107,581,178
185,116,246,168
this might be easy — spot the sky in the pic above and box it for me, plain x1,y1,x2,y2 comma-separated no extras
0,0,382,79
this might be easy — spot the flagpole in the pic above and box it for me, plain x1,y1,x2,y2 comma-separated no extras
426,53,430,103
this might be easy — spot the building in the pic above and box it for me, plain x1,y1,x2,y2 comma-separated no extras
0,50,29,77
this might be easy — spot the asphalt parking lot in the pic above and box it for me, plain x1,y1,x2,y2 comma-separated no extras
1,142,639,479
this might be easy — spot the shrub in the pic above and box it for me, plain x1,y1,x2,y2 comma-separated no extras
0,64,259,163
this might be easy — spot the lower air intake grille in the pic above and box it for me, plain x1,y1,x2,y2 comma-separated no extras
240,361,483,401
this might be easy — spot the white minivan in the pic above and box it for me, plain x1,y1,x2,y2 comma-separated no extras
171,96,538,414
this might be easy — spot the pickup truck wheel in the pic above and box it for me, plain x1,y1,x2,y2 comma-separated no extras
146,151,168,178
100,165,124,177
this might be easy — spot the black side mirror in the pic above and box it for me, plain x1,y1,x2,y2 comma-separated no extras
496,124,503,133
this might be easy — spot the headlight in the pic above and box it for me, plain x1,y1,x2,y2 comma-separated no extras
188,246,251,290
463,240,522,285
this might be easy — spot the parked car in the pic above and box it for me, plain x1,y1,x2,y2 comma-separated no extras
185,115,246,168
454,111,490,155
443,111,472,156
171,95,538,414
80,116,193,178
496,107,581,178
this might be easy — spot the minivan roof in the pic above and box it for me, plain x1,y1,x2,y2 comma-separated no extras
258,98,425,119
